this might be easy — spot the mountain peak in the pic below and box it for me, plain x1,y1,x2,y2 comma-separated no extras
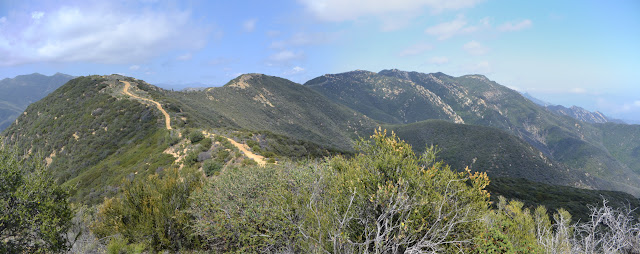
460,74,490,81
378,69,411,80
224,73,268,90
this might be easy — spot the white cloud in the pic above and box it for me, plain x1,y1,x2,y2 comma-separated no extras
243,18,257,32
268,50,304,63
299,0,483,30
177,53,193,61
0,16,6,23
498,19,532,32
635,100,640,107
428,56,449,65
31,11,45,20
129,65,140,70
463,40,488,55
398,43,433,57
284,66,306,75
425,15,487,40
0,4,209,66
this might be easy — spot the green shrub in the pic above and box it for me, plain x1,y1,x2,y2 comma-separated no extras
184,151,199,166
215,149,231,163
246,139,259,148
188,131,204,143
191,164,307,253
200,138,212,151
106,235,146,254
241,158,258,166
202,160,223,177
92,167,202,251
0,148,73,253
301,128,491,253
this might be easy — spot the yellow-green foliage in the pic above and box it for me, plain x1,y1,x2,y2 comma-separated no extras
478,197,574,253
303,128,491,253
92,167,202,251
191,164,310,253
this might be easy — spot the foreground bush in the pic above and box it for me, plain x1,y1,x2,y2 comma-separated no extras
302,129,491,253
92,167,202,251
0,147,73,253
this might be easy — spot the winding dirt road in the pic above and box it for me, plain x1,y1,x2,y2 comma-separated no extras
122,81,172,130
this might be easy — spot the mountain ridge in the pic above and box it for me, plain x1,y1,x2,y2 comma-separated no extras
306,69,640,196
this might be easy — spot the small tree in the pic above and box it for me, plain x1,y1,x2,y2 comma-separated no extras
0,147,73,253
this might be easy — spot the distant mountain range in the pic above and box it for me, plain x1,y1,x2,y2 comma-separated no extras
0,73,74,130
1,70,639,208
521,92,625,124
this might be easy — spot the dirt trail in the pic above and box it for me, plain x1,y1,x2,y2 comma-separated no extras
122,81,172,130
121,81,265,167
203,131,267,167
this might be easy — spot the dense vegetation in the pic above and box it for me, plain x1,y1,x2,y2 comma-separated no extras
0,146,73,253
387,119,583,186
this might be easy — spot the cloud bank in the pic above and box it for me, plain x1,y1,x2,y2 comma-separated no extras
0,3,209,66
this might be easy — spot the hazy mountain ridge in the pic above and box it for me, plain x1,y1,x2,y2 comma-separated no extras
521,92,625,124
0,73,74,130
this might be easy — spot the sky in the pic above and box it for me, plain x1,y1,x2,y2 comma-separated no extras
1,0,639,121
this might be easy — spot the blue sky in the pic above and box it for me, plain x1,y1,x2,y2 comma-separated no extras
1,0,639,121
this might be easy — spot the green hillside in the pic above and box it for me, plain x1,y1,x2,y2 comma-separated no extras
163,73,377,150
386,120,590,187
2,75,177,203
